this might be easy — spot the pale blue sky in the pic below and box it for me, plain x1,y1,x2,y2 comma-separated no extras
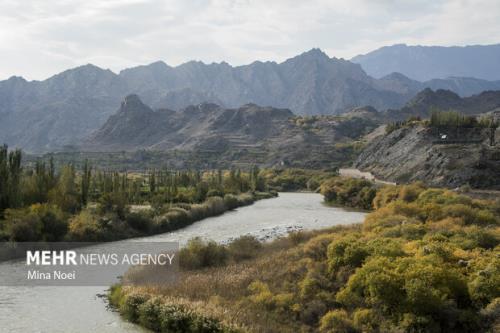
1,0,499,80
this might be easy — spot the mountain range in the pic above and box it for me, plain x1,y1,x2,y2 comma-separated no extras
2,47,500,152
352,43,500,81
82,94,381,169
80,88,500,171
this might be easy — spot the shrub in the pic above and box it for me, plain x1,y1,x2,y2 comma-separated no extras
98,192,128,219
158,304,195,333
458,225,499,249
398,182,426,202
126,211,153,233
121,293,150,323
327,235,369,272
3,204,67,241
236,193,254,206
366,238,405,258
442,204,496,226
161,208,191,231
352,308,380,333
207,189,224,198
307,179,320,191
3,208,43,241
303,233,337,260
248,281,274,308
336,257,405,310
204,196,226,216
138,297,163,331
319,309,356,333
320,177,376,210
31,204,67,241
468,259,500,307
372,185,400,209
227,235,262,262
68,210,103,241
108,284,125,309
223,194,239,210
179,238,228,270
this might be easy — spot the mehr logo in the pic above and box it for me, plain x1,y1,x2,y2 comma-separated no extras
26,250,175,266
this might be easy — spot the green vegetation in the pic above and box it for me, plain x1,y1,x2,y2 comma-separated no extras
0,145,275,242
385,110,499,135
430,110,498,129
290,115,379,140
114,180,500,333
320,177,376,210
178,235,262,270
385,116,422,134
261,168,339,192
108,236,265,332
109,285,238,333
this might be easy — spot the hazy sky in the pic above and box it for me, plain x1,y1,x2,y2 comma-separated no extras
1,0,499,80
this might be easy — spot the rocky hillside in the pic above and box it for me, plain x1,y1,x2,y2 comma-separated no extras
352,43,500,81
3,48,500,152
384,89,500,121
355,124,500,189
84,95,382,168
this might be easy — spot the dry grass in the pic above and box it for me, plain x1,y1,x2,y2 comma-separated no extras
122,224,361,332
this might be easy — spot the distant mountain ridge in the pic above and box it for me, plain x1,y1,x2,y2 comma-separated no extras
383,88,500,121
2,47,500,152
352,43,500,81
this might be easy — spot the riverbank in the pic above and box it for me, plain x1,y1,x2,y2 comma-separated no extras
69,191,278,243
111,183,500,333
0,192,366,333
339,168,396,186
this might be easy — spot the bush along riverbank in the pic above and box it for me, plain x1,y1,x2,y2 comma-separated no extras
69,191,277,242
111,180,500,333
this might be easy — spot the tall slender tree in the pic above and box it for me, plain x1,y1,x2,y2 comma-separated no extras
81,159,92,206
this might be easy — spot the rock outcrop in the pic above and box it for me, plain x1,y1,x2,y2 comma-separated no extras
355,124,500,189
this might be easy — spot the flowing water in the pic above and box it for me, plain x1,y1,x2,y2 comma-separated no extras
0,192,366,333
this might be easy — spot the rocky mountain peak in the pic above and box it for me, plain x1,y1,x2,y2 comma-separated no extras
382,72,414,82
302,48,330,59
6,76,27,83
287,48,332,65
410,88,461,105
119,94,154,117
148,60,170,69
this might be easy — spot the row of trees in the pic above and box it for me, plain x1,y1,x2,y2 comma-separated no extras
385,109,499,135
1,145,267,214
0,145,270,242
429,109,498,128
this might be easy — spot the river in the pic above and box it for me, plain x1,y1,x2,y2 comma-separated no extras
0,192,366,333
